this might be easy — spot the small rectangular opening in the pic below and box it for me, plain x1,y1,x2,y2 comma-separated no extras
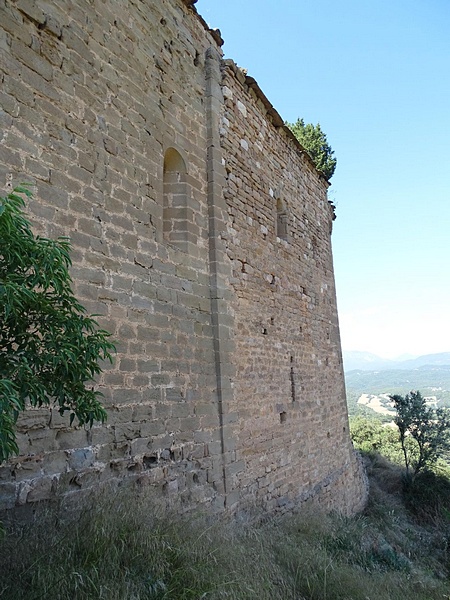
290,355,296,402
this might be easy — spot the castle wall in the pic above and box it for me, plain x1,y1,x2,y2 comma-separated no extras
0,0,232,511
0,0,366,515
219,62,366,514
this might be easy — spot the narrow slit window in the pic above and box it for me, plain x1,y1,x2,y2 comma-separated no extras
290,355,296,402
276,198,288,240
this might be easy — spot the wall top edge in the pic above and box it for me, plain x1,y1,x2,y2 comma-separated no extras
183,0,324,187
182,0,224,48
221,59,331,190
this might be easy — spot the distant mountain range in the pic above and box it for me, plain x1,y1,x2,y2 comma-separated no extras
343,351,450,373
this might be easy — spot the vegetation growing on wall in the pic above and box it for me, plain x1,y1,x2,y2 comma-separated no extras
0,186,115,462
286,118,337,180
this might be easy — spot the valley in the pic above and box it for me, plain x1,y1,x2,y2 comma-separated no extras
344,351,450,416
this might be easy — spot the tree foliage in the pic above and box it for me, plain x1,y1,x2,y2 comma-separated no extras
0,185,115,462
286,118,337,180
389,391,450,479
350,415,407,465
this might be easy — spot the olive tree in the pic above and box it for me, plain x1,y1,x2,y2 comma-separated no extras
0,185,115,462
389,390,450,480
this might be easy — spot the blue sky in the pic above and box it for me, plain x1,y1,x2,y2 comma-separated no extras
197,0,450,359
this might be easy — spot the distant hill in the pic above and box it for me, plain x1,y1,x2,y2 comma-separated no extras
343,351,450,372
345,363,450,416
343,351,396,372
344,352,450,416
345,364,450,394
395,352,450,370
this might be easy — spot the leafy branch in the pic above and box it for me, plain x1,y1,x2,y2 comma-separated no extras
0,185,115,462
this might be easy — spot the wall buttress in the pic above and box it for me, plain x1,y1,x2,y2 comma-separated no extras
205,46,238,508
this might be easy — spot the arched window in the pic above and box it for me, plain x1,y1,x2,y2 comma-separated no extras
163,148,190,252
276,198,288,241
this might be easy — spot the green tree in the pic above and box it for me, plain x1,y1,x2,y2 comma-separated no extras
389,390,450,479
350,415,385,453
0,185,115,462
286,118,337,180
350,415,405,464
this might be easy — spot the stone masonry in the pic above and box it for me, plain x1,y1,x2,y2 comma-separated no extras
0,0,367,515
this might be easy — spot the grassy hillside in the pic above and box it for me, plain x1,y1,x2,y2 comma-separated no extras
1,461,450,600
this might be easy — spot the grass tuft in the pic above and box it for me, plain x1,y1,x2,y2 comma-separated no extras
1,458,450,600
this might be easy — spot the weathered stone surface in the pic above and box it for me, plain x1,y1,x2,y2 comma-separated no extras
0,0,367,517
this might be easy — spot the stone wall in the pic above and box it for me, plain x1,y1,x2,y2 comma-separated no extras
0,0,367,515
219,61,366,515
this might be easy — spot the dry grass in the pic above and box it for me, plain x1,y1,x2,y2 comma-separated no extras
1,459,450,600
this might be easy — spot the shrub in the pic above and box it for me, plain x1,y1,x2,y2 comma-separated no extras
286,118,337,180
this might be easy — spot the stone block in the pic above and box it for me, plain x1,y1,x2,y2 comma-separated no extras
19,475,58,504
56,428,89,450
11,38,53,80
112,388,143,405
27,428,58,453
225,490,240,509
207,441,222,456
90,426,116,447
151,373,171,387
41,450,69,475
0,143,22,169
8,455,42,482
130,437,152,455
16,409,50,431
165,388,184,402
140,420,166,437
114,423,141,443
68,448,96,471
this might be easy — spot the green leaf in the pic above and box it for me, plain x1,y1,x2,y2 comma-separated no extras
0,185,115,461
